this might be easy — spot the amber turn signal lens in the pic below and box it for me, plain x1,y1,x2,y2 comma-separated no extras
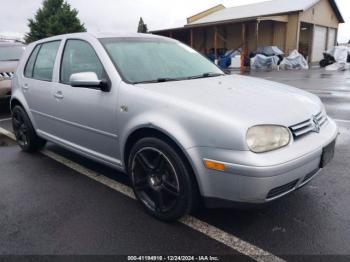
204,160,225,171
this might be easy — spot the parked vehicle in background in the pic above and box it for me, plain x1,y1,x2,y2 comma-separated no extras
11,33,338,221
0,41,25,102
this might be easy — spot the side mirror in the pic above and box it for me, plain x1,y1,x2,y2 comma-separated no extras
69,72,110,92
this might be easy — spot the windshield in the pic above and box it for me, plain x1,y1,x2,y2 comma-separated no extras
0,45,25,61
100,37,224,84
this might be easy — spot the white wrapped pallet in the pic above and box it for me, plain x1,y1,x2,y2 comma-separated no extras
325,46,350,71
280,50,309,70
228,55,241,69
250,54,279,70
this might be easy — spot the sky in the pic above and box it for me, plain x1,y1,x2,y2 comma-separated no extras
1,0,349,43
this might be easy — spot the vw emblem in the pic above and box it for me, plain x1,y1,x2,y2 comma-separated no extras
311,115,320,133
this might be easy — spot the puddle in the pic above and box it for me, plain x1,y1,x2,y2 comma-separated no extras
0,134,16,147
320,73,333,79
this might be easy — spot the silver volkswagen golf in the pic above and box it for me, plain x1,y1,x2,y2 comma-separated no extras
11,33,338,221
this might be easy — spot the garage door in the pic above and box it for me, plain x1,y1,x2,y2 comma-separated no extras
311,25,327,63
327,28,336,51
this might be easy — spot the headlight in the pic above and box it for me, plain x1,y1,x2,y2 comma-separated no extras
246,125,290,153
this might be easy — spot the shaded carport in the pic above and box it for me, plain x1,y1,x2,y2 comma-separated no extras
152,16,288,58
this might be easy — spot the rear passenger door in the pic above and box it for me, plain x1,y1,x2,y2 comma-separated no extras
23,40,61,136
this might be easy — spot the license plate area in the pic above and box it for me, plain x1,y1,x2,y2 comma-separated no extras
320,139,336,168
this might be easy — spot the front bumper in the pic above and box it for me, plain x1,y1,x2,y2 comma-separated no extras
186,118,338,207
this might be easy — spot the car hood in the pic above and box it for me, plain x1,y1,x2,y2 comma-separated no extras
139,74,322,128
0,60,18,72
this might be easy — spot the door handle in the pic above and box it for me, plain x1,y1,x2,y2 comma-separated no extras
54,91,64,99
22,84,29,91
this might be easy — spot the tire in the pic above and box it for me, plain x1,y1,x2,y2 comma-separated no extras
128,137,197,222
319,59,328,68
12,105,46,152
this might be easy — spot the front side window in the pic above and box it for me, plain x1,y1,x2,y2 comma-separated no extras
60,39,105,85
100,37,223,84
32,41,61,81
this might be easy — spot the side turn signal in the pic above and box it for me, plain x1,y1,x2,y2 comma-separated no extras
204,160,225,172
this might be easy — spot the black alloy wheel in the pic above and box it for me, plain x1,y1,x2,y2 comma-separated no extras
12,108,29,148
132,147,180,213
12,105,46,152
128,137,197,221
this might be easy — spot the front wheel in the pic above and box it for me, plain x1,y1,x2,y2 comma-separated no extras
12,105,46,152
128,137,197,222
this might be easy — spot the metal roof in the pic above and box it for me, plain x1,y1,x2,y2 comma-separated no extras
0,41,25,46
187,0,344,26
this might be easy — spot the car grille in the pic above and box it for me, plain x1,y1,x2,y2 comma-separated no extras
266,169,320,200
266,179,298,199
0,72,14,80
289,111,328,138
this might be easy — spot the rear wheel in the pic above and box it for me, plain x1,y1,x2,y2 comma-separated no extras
12,105,46,152
128,137,197,221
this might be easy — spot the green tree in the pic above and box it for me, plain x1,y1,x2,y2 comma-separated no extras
25,0,86,43
137,17,148,33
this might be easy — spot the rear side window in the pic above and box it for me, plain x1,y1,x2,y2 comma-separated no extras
32,41,61,81
60,39,105,84
24,45,41,78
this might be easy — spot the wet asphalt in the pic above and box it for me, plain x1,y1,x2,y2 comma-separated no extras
0,68,350,261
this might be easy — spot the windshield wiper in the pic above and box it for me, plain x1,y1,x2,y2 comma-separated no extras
133,77,182,84
1,59,20,61
133,73,225,84
186,72,225,80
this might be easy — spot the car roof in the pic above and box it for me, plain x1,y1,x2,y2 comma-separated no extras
30,32,170,45
92,32,167,39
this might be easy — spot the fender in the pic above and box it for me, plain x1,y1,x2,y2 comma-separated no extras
119,111,205,195
11,87,39,131
120,111,195,165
